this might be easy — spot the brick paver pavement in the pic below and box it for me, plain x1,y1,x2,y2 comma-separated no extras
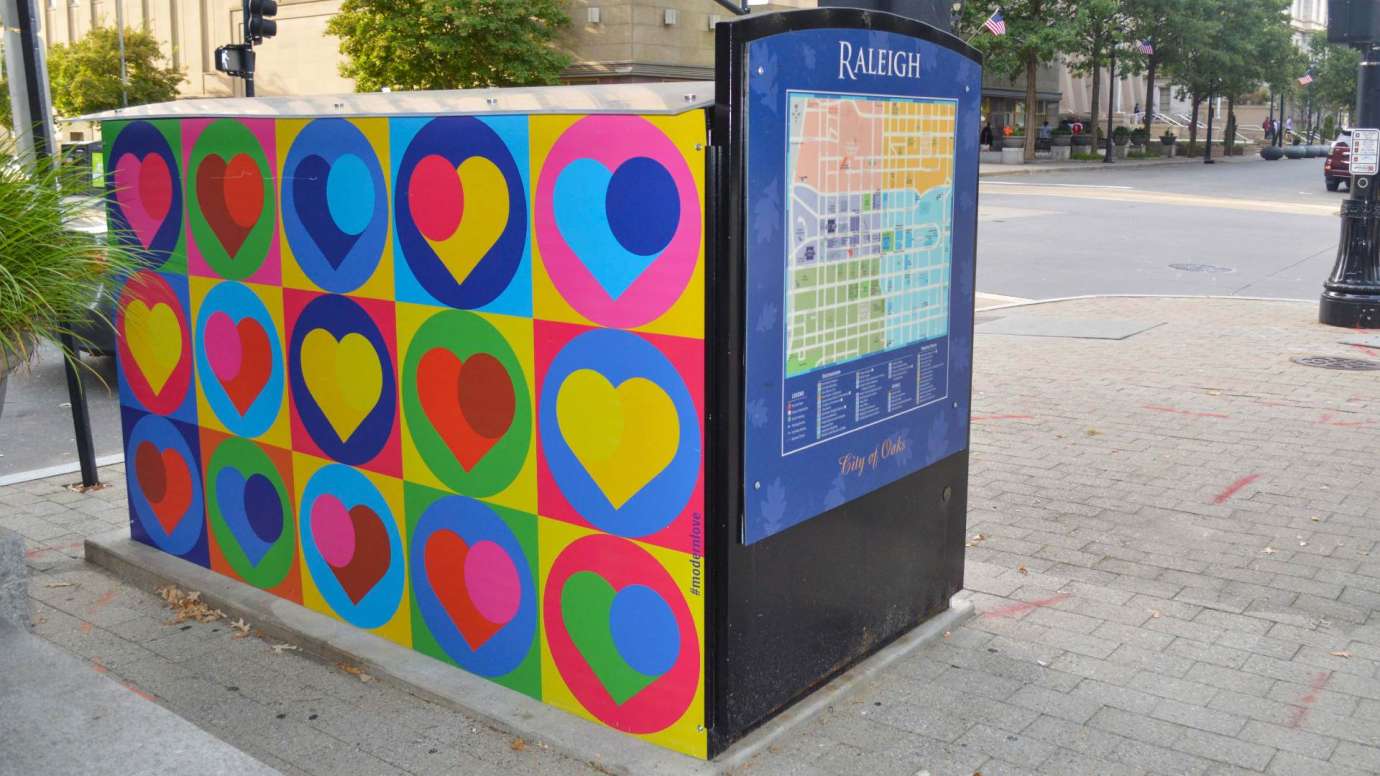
4,296,1379,775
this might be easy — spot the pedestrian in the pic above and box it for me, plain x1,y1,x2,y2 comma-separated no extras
1262,117,1272,142
1038,121,1052,140
980,122,993,148
1285,117,1293,138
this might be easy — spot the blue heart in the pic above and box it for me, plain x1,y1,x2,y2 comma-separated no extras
293,153,371,270
216,467,283,566
553,157,680,300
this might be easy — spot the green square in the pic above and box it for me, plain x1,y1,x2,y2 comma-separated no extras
404,482,541,700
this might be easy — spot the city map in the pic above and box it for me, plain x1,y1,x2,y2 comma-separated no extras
784,91,956,377
779,90,956,454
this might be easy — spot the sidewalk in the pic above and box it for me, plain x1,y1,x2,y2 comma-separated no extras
979,154,1258,177
4,295,1380,775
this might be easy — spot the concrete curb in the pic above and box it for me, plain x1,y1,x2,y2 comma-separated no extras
0,453,125,487
85,531,971,775
978,155,1257,178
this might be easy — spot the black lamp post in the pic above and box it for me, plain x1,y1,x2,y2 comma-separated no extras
1320,44,1380,328
1104,43,1117,163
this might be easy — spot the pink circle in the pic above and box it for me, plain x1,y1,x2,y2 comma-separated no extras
535,116,701,329
464,540,520,625
203,311,243,383
409,154,462,242
310,495,355,568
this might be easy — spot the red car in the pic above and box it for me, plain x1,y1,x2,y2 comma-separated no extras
1325,131,1351,191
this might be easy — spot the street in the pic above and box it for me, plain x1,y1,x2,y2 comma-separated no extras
0,156,1347,480
978,157,1342,301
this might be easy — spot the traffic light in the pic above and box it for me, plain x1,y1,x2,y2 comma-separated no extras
1328,0,1380,47
245,0,278,44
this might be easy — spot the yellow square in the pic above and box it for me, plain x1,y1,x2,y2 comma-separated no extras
537,518,706,758
292,450,412,648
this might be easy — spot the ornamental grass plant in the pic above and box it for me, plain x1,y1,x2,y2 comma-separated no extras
0,139,139,385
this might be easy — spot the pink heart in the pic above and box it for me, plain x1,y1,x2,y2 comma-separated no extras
464,540,521,626
310,495,355,568
204,312,243,383
114,153,172,250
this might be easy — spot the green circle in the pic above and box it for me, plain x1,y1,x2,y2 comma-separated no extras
205,437,295,589
403,310,532,496
187,119,276,279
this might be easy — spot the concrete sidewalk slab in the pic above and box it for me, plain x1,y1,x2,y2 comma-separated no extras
0,527,27,629
0,615,280,775
85,532,972,776
975,315,1166,340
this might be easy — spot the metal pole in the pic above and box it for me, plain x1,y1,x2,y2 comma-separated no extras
4,0,100,485
1203,88,1215,164
1104,45,1116,163
241,0,254,97
1320,44,1380,328
115,0,127,107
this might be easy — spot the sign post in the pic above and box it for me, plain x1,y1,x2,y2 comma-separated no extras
709,7,980,754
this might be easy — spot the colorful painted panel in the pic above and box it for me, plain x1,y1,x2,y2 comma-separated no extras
105,111,708,757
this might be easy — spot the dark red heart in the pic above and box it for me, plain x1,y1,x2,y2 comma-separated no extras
327,505,391,605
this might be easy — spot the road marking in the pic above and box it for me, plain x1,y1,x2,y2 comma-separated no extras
985,181,1134,190
985,184,1340,215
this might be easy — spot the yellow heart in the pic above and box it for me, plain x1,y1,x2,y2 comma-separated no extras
556,370,678,510
427,156,510,286
124,300,181,394
300,329,382,442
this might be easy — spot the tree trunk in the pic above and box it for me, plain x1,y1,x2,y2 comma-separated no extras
1025,51,1038,161
1189,93,1201,145
1143,56,1157,139
1225,97,1236,154
1089,52,1101,144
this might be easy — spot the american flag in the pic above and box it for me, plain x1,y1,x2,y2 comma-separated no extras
1298,73,1314,85
1137,39,1154,55
983,9,1006,36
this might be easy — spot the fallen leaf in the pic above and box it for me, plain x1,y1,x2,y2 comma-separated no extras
230,618,251,638
1300,541,1309,547
1017,564,1029,576
1262,547,1276,555
1086,428,1102,437
156,586,225,623
336,662,375,683
943,631,952,639
1149,609,1162,619
511,738,527,752
1330,651,1352,658
1311,516,1321,522
1207,390,1222,396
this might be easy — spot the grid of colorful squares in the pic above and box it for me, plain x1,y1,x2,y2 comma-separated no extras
105,111,707,757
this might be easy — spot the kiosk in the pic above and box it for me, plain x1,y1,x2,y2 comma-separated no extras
100,8,979,760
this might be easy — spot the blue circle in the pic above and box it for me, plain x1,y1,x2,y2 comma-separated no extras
193,282,284,438
409,495,536,677
537,329,701,538
610,584,680,677
125,414,204,557
605,156,679,257
327,154,374,235
298,464,403,629
287,293,396,465
281,118,388,293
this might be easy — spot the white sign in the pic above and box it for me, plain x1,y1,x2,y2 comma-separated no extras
1352,128,1379,176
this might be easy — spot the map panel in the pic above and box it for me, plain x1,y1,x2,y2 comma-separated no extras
781,91,956,455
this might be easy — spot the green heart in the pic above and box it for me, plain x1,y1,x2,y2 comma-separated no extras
562,571,658,705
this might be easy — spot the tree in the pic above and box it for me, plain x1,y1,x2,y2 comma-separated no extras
1309,32,1360,128
1125,0,1201,139
1066,0,1122,141
46,27,182,118
327,0,572,92
960,1,1077,160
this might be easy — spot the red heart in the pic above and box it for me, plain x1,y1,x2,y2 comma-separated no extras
134,441,193,536
218,318,273,416
328,505,391,605
138,154,173,223
418,350,515,471
196,153,263,257
424,530,503,650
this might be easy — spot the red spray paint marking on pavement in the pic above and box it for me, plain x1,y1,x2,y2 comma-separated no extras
1213,474,1260,505
90,590,116,610
24,541,85,558
1319,413,1376,428
971,414,1035,422
1287,671,1331,728
1144,404,1230,419
982,593,1070,619
1347,343,1380,358
123,681,157,703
